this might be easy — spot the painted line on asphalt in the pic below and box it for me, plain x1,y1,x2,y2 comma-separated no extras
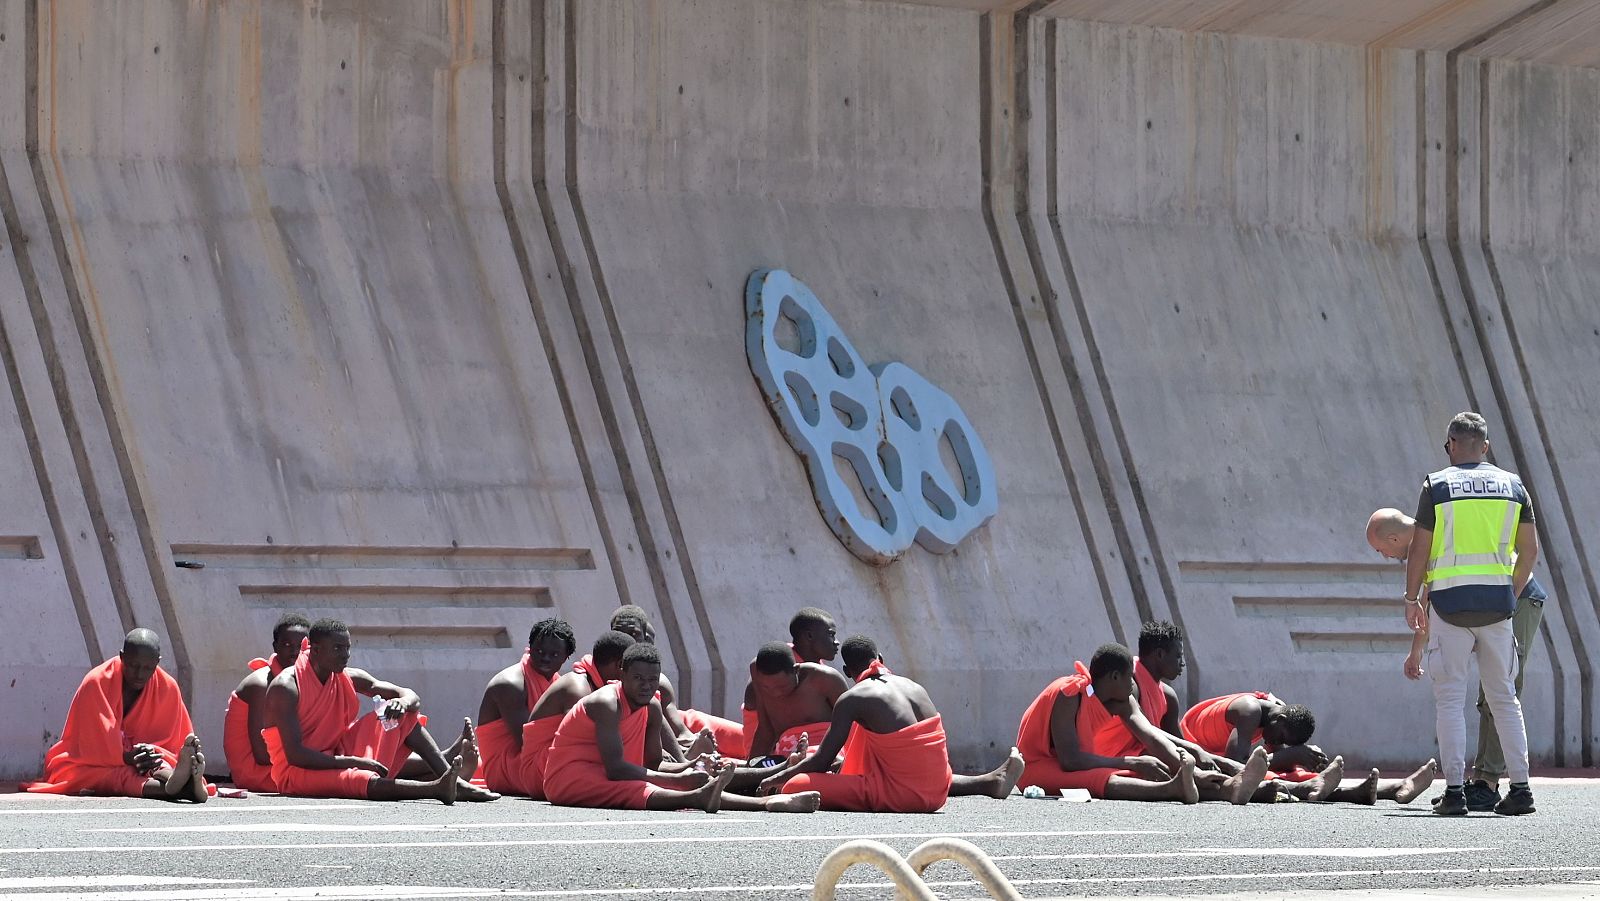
0,829,1164,856
989,847,1488,861
8,868,1600,901
85,818,756,834
0,803,374,816
0,876,249,890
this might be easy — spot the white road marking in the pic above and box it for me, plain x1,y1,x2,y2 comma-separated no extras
0,829,1162,856
8,868,1600,901
0,804,373,816
0,876,248,889
85,818,755,834
990,847,1487,861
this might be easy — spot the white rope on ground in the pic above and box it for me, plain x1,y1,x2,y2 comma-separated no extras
811,837,1022,901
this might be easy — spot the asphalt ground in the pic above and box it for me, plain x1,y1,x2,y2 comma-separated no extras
0,777,1597,901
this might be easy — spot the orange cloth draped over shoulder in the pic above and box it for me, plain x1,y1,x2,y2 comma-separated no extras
262,650,419,799
1015,662,1141,798
1179,692,1270,755
543,684,657,810
223,657,284,793
475,651,557,795
519,655,609,800
781,661,952,812
1132,658,1168,728
24,657,199,797
680,708,748,759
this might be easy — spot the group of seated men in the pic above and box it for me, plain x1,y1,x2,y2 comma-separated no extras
25,608,1437,813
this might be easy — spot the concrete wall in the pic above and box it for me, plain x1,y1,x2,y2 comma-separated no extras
2,0,1597,776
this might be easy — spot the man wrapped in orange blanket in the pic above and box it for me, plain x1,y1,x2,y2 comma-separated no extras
224,613,310,792
608,607,747,759
473,618,575,795
515,630,636,799
25,629,208,802
543,643,820,813
262,618,496,803
762,636,1023,812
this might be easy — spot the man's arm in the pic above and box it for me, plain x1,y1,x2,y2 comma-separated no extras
263,678,385,774
1222,698,1264,763
236,672,273,766
1114,697,1182,770
758,693,860,792
483,675,530,750
746,692,778,761
349,669,421,720
814,667,851,705
591,696,698,787
1512,524,1538,598
1049,693,1168,778
1405,525,1432,631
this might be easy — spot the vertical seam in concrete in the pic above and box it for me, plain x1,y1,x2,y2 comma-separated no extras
977,9,1126,648
25,0,188,685
1475,56,1598,766
1439,0,1592,766
0,158,98,664
556,0,723,710
490,0,634,613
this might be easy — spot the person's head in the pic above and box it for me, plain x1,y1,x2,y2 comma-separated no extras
789,607,839,662
527,618,577,678
120,628,163,692
271,613,312,667
619,642,662,708
591,630,637,682
1444,412,1490,465
1136,621,1185,682
840,635,880,681
609,605,655,644
1263,703,1316,747
751,641,799,698
308,618,352,673
1365,508,1416,560
1087,643,1135,703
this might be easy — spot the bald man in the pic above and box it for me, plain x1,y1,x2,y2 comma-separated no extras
25,630,208,802
1368,505,1545,811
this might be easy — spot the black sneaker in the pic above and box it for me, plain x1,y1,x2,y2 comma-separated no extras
1463,779,1502,812
1493,786,1536,816
1435,791,1469,816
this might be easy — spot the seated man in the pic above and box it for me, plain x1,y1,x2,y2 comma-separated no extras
759,636,1022,811
516,630,637,799
745,642,851,764
262,618,494,804
25,629,208,802
474,618,575,794
609,606,746,758
1017,643,1273,804
225,613,311,792
542,643,820,813
740,607,842,743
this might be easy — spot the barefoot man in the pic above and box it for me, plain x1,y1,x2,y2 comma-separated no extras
542,643,820,813
474,618,576,795
740,608,841,745
224,613,310,792
262,618,494,804
515,630,637,799
608,606,746,758
25,629,208,802
1017,643,1271,804
746,642,851,765
759,636,1022,811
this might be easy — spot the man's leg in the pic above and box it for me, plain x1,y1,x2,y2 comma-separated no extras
1429,617,1477,815
1472,596,1542,785
367,757,462,804
948,747,1025,799
1474,620,1535,815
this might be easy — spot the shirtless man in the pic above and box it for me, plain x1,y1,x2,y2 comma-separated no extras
262,619,493,803
608,606,741,758
745,642,851,764
516,630,638,798
542,643,820,813
740,608,840,738
758,636,1022,810
225,614,311,791
25,629,208,802
1017,643,1274,804
474,618,576,794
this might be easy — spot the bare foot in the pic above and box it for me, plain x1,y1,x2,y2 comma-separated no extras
456,781,500,802
701,763,737,814
765,790,822,813
165,734,200,798
186,747,209,803
1175,752,1199,805
785,733,809,767
1310,755,1345,802
685,728,717,759
1226,747,1271,805
988,747,1025,799
437,756,461,806
1394,759,1438,804
1352,768,1380,805
455,719,480,778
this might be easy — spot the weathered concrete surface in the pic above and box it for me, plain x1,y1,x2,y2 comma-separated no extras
1,0,1598,777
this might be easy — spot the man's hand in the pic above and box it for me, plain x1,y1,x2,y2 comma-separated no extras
1124,756,1172,781
1191,749,1221,772
341,756,389,777
1269,743,1329,773
1404,651,1425,681
123,744,162,774
1406,600,1428,632
377,699,409,721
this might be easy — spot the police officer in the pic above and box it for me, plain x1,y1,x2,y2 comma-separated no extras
1400,413,1537,816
